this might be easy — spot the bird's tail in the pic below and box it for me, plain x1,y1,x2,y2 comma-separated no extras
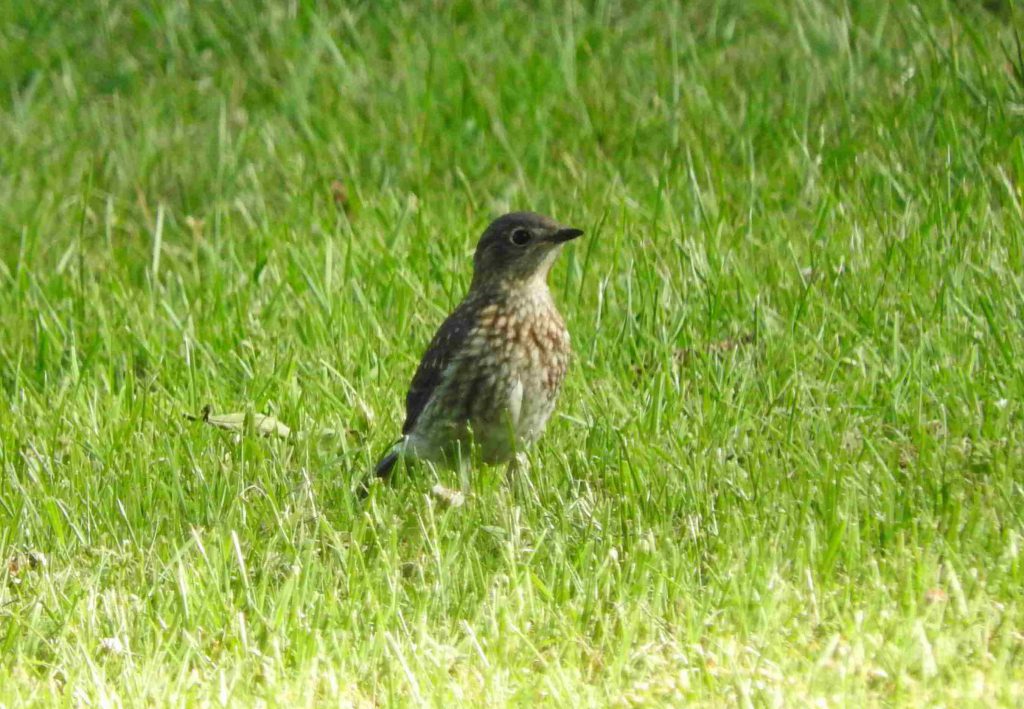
374,449,400,480
358,438,407,498
371,437,406,482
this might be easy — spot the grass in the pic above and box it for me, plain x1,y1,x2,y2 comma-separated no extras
1,0,1023,704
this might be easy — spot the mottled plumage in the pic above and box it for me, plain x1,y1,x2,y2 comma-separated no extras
374,211,583,480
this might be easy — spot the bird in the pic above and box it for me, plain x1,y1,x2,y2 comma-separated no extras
372,211,584,483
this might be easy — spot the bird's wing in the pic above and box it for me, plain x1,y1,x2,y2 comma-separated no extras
402,301,476,435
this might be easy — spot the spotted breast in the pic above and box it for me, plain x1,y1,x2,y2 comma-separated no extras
406,288,571,465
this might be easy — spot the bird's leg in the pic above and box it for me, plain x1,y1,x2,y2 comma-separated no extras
505,451,538,500
456,449,473,492
442,439,473,492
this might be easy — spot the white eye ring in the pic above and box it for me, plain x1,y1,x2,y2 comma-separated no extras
510,228,531,246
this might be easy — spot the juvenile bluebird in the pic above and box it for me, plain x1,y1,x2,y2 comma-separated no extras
373,212,584,481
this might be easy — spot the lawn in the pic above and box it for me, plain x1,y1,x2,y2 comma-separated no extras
1,0,1023,705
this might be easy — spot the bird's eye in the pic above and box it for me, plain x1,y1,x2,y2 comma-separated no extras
510,228,532,246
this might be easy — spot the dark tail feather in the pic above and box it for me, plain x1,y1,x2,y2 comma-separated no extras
358,441,403,498
374,450,400,480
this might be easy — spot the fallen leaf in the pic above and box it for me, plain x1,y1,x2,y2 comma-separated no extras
330,179,351,213
186,405,291,439
185,216,205,239
675,332,756,365
6,550,47,582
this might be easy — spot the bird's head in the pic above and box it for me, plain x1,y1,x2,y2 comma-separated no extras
470,211,584,291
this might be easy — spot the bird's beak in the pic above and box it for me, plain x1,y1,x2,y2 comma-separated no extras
547,227,584,244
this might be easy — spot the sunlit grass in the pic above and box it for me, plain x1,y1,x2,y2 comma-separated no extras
1,0,1023,705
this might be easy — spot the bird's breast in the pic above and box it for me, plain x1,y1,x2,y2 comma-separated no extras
472,298,570,369
468,295,570,430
